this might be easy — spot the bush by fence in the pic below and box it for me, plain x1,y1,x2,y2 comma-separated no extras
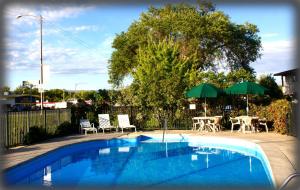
1,98,296,148
0,109,71,147
89,100,296,134
88,105,220,131
250,99,296,135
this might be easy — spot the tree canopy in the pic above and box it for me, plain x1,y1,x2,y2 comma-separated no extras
258,74,283,99
132,37,191,111
108,2,261,87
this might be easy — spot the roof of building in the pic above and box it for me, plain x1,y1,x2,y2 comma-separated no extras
0,94,40,99
274,68,298,76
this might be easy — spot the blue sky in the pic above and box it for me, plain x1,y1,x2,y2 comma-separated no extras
4,2,296,91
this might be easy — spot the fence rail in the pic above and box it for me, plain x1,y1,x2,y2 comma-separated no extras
0,109,71,148
96,105,217,130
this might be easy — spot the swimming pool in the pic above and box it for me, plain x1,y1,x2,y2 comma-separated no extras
4,134,275,189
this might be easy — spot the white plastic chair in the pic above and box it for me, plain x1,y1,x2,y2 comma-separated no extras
259,118,268,132
196,119,206,132
117,114,137,133
192,117,201,131
79,119,97,135
205,119,216,133
207,116,222,132
98,114,116,133
230,117,240,132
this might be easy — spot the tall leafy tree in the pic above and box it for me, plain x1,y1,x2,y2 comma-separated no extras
44,89,65,102
108,2,261,87
14,85,39,95
226,68,256,86
0,86,11,95
132,37,192,123
259,74,283,99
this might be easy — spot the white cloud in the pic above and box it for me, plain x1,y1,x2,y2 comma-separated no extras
101,35,114,47
41,6,94,22
261,33,279,38
9,51,20,58
5,39,23,50
73,25,99,32
5,35,109,76
97,35,114,59
5,5,94,26
251,39,295,75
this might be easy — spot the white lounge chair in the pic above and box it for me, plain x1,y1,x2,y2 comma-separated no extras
98,114,116,133
117,114,137,133
79,119,97,135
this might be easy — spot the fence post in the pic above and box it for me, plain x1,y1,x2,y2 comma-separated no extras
58,109,61,126
27,111,29,133
44,109,47,133
6,112,9,148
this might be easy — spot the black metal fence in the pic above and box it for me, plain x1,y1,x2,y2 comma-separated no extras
1,102,296,148
0,109,71,148
89,105,225,131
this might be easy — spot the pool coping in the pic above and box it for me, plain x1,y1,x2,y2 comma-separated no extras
1,130,299,189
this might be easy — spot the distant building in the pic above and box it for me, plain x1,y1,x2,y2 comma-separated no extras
66,99,78,105
36,101,67,109
0,94,67,111
274,68,298,96
0,94,39,111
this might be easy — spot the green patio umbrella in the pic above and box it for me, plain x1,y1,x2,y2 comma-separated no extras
225,81,268,115
186,83,223,117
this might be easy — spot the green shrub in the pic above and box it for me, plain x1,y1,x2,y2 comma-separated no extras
110,115,118,127
145,117,160,129
250,99,292,134
87,111,97,124
23,126,49,145
54,121,76,137
267,99,291,134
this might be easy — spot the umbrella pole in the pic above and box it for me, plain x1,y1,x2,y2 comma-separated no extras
162,117,167,142
246,94,249,116
205,97,207,117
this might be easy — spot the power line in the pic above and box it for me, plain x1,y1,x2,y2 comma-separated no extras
43,18,100,52
4,10,108,68
5,10,102,54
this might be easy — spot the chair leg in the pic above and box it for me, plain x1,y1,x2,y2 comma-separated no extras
212,124,216,133
265,124,268,133
251,125,255,133
240,124,245,133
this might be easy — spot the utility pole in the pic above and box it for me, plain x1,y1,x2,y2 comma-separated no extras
74,83,86,101
40,15,44,113
17,14,44,114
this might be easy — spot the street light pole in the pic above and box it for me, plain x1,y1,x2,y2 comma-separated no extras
40,15,44,112
74,82,86,101
17,14,44,113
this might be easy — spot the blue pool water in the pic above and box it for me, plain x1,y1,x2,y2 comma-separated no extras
4,135,274,188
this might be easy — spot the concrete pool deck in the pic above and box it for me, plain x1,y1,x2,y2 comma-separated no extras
1,130,299,189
